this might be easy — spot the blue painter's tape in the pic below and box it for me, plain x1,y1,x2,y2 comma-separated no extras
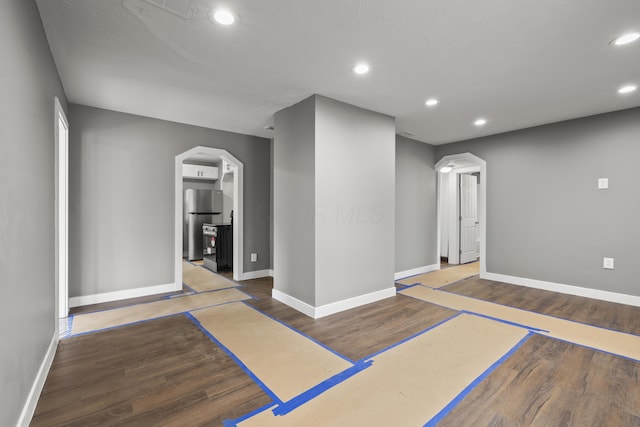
461,311,549,333
239,301,356,364
395,269,434,282
398,283,428,291
182,282,197,294
423,331,535,427
59,315,74,339
223,402,276,427
535,332,640,363
272,360,373,416
361,312,463,361
438,288,640,339
184,312,283,405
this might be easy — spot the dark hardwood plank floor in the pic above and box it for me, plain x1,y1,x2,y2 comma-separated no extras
438,334,640,426
243,283,457,361
444,276,640,335
36,272,640,426
31,316,271,426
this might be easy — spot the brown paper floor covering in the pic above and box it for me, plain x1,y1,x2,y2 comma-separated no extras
182,262,239,292
71,288,250,335
400,285,640,360
191,302,353,402
237,313,528,426
398,262,479,287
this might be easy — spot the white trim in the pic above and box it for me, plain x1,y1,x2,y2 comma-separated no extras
69,283,176,308
174,147,244,289
17,333,58,427
237,269,272,281
272,289,316,318
483,272,640,308
394,264,439,280
314,288,397,318
273,287,397,319
54,97,69,320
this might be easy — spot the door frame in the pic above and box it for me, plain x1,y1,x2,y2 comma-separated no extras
54,97,69,321
436,153,486,277
174,147,244,288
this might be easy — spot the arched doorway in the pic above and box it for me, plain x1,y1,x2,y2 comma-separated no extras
174,147,244,288
436,153,487,278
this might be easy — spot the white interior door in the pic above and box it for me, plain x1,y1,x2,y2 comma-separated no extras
459,174,478,264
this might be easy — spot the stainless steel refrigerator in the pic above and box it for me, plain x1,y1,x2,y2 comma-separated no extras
185,189,222,261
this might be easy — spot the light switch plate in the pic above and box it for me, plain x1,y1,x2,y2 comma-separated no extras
598,178,608,189
603,257,614,270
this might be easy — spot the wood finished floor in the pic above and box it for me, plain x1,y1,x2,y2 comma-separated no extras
34,271,640,426
444,276,640,335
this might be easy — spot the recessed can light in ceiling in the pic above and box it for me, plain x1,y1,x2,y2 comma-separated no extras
353,63,370,75
474,118,487,126
440,165,453,173
211,8,235,25
425,98,439,107
618,84,637,94
611,31,640,46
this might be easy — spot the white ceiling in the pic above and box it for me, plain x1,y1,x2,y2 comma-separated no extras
36,0,640,145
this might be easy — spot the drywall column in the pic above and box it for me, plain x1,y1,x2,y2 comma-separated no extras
273,96,317,305
314,96,396,306
273,95,396,316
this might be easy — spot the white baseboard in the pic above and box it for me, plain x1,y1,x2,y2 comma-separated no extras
17,332,58,427
237,269,272,281
272,287,397,319
272,289,316,317
69,282,177,308
483,272,640,308
394,264,439,281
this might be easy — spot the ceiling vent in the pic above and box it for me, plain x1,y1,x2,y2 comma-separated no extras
145,0,194,20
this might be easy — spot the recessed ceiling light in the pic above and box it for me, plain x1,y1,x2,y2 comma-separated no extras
425,98,439,107
618,84,637,94
211,8,235,25
611,31,640,46
440,165,453,173
474,118,487,126
353,63,370,75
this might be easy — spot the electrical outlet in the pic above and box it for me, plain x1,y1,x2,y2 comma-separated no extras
251,253,257,263
603,257,614,270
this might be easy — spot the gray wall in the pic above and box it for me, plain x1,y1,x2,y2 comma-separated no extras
314,96,396,305
274,95,396,307
395,135,438,273
0,0,67,425
436,107,640,297
68,104,271,297
273,96,316,304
